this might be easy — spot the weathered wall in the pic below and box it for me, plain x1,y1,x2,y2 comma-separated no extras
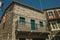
13,4,47,31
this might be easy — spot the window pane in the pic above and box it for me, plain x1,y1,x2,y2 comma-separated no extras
40,21,43,27
31,20,36,30
19,17,25,23
58,10,60,14
48,11,53,16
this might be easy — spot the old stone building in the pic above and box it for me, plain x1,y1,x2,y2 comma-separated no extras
44,7,60,40
1,0,60,40
0,2,13,40
0,1,49,40
12,2,49,40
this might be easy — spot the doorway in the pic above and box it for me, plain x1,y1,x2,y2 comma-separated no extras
32,38,45,40
19,38,25,40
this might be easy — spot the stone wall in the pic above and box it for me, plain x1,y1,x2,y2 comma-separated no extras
0,11,13,40
0,22,3,40
13,4,47,31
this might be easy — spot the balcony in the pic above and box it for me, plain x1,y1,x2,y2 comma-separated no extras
50,23,60,31
15,21,49,33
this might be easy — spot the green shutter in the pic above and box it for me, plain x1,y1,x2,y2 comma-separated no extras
31,20,36,30
19,17,25,23
40,21,43,27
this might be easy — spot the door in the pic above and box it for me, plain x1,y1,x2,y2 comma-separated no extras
52,36,60,40
19,38,25,40
32,38,45,40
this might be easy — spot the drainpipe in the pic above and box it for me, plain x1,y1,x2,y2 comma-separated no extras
7,33,9,40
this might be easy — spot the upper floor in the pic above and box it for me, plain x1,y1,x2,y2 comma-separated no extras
44,8,60,32
15,17,48,32
44,8,60,21
11,2,49,32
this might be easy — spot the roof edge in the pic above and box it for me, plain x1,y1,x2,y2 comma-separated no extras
0,1,44,21
44,7,60,11
13,1,43,13
0,2,13,21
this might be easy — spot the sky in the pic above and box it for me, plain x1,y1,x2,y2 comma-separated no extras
0,0,13,20
0,0,60,20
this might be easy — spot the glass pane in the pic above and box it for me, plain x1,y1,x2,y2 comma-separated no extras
48,11,53,16
40,21,43,27
58,10,60,14
19,17,25,23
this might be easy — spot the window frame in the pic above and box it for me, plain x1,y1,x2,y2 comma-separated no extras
39,21,44,27
58,10,60,15
19,17,25,23
31,19,36,30
48,11,54,16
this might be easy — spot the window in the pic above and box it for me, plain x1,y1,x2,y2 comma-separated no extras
58,10,60,14
48,11,53,16
39,21,43,27
31,20,36,30
19,17,25,23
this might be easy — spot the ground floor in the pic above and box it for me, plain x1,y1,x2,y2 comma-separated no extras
51,31,60,40
17,38,45,40
51,36,60,40
16,31,49,40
